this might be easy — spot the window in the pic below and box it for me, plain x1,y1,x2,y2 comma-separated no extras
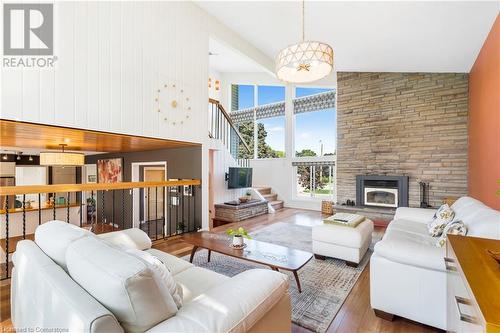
232,85,255,159
295,163,335,198
294,87,336,157
235,84,255,110
257,86,285,158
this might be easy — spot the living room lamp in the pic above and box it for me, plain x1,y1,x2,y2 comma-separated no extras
40,144,84,166
275,0,334,83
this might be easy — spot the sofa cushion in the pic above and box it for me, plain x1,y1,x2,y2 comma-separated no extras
98,228,152,250
126,248,183,309
387,218,429,236
145,248,193,276
34,220,93,270
12,241,123,333
374,228,445,271
452,197,500,239
66,236,178,333
174,266,229,303
146,269,289,333
393,207,437,224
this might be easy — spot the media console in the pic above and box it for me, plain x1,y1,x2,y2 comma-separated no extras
213,200,268,227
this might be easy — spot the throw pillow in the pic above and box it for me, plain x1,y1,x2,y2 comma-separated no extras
436,220,467,247
427,204,455,237
126,248,183,309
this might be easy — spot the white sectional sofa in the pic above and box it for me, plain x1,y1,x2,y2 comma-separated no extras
11,222,291,333
370,196,500,330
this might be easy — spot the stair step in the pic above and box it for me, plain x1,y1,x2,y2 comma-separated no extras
263,193,277,201
270,200,284,211
255,187,272,195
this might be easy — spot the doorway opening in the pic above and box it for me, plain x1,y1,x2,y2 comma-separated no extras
131,161,167,240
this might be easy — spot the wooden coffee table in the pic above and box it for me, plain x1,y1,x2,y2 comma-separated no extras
181,231,313,292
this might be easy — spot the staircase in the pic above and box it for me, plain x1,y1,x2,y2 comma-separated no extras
256,187,284,211
208,98,250,167
208,99,283,213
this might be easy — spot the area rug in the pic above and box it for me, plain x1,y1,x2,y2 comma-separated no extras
182,222,377,333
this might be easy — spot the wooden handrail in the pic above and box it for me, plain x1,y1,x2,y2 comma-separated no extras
209,99,251,154
0,179,201,195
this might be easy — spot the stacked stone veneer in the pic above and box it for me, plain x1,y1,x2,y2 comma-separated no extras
337,72,468,208
214,201,268,222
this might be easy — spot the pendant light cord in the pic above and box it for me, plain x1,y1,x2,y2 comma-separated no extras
302,0,305,41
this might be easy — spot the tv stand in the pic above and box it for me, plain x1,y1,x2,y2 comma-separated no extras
213,200,268,227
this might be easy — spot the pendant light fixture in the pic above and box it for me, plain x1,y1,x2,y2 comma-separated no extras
40,144,84,166
275,0,333,83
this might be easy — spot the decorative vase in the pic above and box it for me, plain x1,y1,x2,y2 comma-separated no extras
232,235,244,247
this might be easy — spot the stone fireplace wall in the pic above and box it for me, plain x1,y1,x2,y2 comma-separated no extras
336,72,469,208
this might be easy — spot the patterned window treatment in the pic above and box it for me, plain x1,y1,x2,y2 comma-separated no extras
292,161,335,167
293,90,336,114
231,90,336,124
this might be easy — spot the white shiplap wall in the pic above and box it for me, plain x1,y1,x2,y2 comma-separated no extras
1,1,208,144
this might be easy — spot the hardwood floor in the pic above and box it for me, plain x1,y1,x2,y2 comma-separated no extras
0,208,442,333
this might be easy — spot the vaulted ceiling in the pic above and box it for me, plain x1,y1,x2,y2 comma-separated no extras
198,1,499,73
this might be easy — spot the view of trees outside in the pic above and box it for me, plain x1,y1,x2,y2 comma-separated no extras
296,149,335,197
235,85,286,159
235,85,254,159
257,86,285,158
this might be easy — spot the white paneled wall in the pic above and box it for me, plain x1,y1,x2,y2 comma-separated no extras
1,1,208,144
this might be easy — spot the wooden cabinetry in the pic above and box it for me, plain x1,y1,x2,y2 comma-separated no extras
446,235,500,333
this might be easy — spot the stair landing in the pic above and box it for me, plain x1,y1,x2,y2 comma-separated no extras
255,187,284,211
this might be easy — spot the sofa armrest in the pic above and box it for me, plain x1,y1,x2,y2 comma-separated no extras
97,228,152,250
394,207,436,224
146,269,290,333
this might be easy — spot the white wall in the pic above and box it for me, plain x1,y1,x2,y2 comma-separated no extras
0,1,274,229
208,139,246,204
250,158,336,211
2,2,208,143
208,68,222,101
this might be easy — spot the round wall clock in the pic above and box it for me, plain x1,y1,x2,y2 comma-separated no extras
154,81,193,126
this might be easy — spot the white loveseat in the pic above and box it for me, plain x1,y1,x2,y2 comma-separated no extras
370,196,500,330
11,222,291,333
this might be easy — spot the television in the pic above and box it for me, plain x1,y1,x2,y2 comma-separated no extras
227,167,253,189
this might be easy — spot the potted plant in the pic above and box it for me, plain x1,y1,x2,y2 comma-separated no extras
176,221,185,234
86,197,96,207
226,227,252,247
239,190,253,203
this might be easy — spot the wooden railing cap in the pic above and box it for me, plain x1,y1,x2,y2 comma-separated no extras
0,179,201,195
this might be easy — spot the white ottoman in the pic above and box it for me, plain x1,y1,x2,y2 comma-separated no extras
312,218,374,267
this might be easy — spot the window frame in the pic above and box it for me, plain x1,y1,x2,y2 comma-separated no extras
293,163,336,201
